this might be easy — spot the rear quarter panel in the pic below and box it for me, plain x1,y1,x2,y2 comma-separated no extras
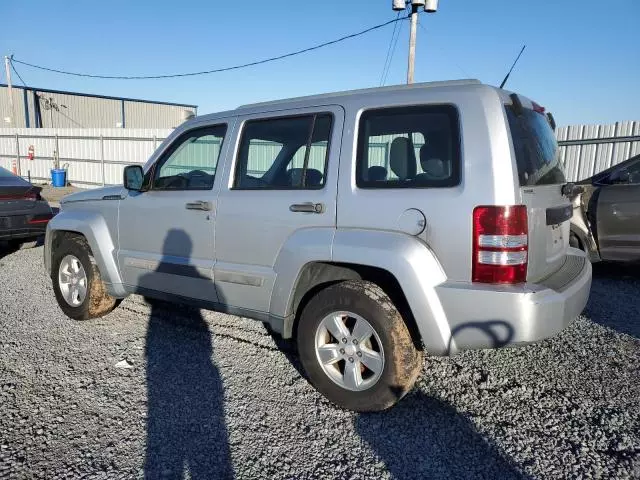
336,84,518,282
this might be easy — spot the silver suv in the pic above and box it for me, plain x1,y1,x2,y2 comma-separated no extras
45,80,592,411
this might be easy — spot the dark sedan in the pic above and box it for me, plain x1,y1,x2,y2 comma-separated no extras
570,153,640,262
0,167,55,248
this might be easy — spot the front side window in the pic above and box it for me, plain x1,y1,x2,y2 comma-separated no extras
356,105,461,188
153,125,227,190
234,113,332,190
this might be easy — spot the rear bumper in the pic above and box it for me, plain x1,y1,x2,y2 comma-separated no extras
435,249,592,353
0,220,48,240
1,206,53,241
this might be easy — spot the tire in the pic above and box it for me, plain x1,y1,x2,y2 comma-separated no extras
297,280,423,412
51,235,117,320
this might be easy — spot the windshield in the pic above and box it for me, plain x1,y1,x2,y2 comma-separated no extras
506,106,566,186
0,167,16,178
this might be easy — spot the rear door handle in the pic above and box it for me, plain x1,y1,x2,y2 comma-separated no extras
289,202,324,214
185,200,212,211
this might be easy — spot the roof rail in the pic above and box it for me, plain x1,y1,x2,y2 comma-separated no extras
237,79,482,110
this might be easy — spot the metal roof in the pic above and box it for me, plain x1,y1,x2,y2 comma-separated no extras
0,83,197,108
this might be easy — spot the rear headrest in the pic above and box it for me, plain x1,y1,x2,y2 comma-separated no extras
367,166,387,182
419,138,449,178
389,137,416,180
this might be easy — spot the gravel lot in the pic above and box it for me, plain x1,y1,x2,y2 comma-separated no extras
1,245,638,479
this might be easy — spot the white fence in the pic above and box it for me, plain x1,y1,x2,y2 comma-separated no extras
557,120,640,181
1,121,639,188
0,128,171,188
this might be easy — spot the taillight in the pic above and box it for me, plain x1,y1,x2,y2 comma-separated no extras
473,205,528,284
0,192,38,201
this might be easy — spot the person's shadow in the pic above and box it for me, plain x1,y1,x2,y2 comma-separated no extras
355,390,530,479
142,229,233,479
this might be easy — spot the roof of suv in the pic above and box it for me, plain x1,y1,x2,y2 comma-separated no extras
191,79,498,124
237,79,483,110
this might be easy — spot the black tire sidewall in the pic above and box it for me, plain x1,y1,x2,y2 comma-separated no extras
51,238,96,320
297,282,418,412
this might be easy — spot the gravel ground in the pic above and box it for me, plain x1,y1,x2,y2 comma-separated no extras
0,245,638,479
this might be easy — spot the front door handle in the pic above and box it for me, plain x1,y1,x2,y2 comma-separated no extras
289,202,324,214
186,200,212,211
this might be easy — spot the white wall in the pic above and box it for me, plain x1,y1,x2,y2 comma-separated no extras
0,128,171,187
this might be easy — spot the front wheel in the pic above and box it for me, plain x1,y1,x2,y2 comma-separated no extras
297,280,423,412
51,235,117,320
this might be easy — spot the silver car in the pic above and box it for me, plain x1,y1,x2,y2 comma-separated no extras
45,80,592,411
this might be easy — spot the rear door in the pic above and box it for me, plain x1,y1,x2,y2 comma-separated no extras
506,104,572,282
595,157,640,261
214,107,342,314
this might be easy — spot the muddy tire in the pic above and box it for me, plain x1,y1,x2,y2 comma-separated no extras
297,280,423,412
51,235,117,320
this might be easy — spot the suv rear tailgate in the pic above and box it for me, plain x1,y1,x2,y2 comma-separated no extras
506,100,572,283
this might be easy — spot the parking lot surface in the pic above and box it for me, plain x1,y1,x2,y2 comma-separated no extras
1,245,638,479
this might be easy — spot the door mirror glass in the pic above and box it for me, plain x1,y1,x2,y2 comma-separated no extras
123,165,144,191
609,169,630,185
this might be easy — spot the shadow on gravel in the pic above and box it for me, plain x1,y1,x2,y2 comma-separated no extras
0,241,19,260
356,391,530,480
143,230,233,479
587,262,640,339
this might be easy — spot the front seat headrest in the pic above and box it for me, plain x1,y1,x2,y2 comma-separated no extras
389,137,416,181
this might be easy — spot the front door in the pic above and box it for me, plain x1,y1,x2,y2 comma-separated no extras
597,157,640,261
214,107,343,314
117,124,229,302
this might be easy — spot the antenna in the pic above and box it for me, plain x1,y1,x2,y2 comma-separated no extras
499,45,526,89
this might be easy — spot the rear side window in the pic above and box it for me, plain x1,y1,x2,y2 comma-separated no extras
234,113,332,190
356,105,461,188
506,107,566,186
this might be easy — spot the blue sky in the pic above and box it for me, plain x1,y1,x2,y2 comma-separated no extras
1,0,638,126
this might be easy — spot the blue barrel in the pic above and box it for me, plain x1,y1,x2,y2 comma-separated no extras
51,169,67,188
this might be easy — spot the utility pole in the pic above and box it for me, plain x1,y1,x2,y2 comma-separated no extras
407,4,418,84
4,56,15,127
392,1,439,85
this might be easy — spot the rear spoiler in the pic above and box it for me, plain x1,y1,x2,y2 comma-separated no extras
509,93,557,131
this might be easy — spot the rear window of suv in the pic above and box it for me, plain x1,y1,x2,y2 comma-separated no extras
356,105,461,188
506,106,566,186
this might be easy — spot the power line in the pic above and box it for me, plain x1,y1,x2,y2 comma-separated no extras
417,19,473,78
379,11,402,86
54,108,85,128
382,17,404,86
9,58,28,87
12,16,407,81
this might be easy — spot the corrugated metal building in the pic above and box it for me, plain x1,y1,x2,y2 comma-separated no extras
0,84,197,129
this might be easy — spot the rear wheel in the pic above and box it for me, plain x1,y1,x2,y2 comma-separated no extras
51,235,117,320
297,280,422,412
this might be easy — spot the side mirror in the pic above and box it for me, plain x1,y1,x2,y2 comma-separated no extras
609,169,630,185
123,165,144,191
